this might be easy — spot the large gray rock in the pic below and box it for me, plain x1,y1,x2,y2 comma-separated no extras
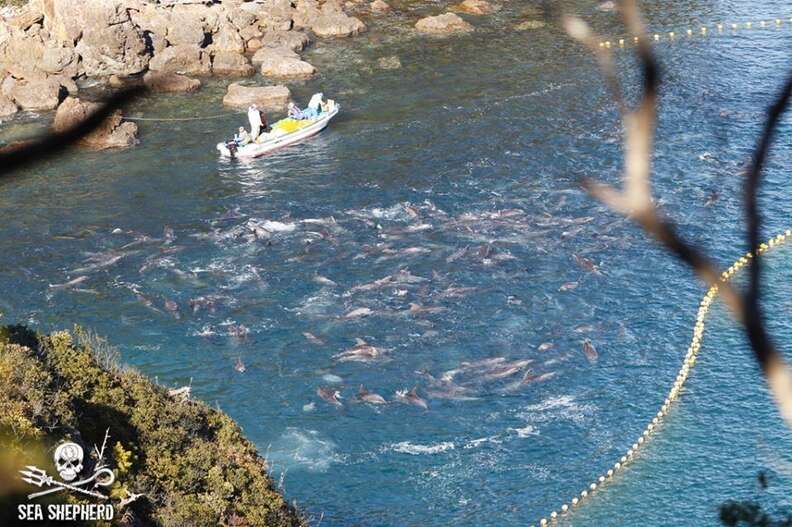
259,30,311,52
211,51,255,77
52,0,151,76
143,71,202,93
0,95,18,117
211,23,246,54
52,96,138,149
415,13,473,34
149,45,212,75
0,26,46,79
9,77,65,111
40,44,79,77
255,0,295,31
254,47,316,79
312,12,366,38
165,7,208,47
222,82,290,109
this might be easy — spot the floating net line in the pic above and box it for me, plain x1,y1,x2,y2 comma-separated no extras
598,17,792,49
533,229,792,526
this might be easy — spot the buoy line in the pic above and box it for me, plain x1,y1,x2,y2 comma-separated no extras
598,17,792,49
532,229,792,527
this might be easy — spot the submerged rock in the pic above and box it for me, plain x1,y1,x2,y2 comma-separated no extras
415,13,473,34
515,19,546,30
222,82,291,109
143,71,202,93
377,55,401,70
455,0,498,15
52,96,138,149
370,0,391,13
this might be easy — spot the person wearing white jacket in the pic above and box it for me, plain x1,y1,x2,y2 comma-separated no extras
247,104,263,140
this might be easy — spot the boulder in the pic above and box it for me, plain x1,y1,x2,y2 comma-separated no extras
9,77,65,111
166,6,210,46
211,23,246,54
255,47,316,79
0,95,18,117
149,45,212,76
256,0,296,31
311,12,366,38
415,13,473,34
40,44,79,77
143,71,202,93
211,52,255,77
61,1,150,76
222,82,290,110
370,0,391,13
292,0,322,30
259,30,311,52
455,0,498,15
246,38,263,51
0,27,46,79
52,96,138,149
5,6,44,31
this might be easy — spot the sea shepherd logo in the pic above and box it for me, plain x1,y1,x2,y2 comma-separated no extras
18,430,116,521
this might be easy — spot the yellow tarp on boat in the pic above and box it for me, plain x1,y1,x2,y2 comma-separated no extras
271,118,314,134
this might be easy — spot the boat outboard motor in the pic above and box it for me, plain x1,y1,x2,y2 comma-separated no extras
225,140,238,158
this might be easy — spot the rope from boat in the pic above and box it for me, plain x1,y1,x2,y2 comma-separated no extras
533,229,792,526
124,113,238,122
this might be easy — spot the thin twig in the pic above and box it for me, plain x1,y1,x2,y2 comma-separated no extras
567,0,792,426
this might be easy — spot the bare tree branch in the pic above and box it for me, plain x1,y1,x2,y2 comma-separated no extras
0,86,145,177
567,0,792,426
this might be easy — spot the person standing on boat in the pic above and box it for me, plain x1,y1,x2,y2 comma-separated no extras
247,104,263,140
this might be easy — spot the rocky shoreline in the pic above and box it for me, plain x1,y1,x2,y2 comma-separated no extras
0,0,545,148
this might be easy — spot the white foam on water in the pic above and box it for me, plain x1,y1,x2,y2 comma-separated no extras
269,428,341,472
389,441,456,455
517,394,595,425
509,425,539,438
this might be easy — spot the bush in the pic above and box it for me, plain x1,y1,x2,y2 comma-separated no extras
0,325,304,527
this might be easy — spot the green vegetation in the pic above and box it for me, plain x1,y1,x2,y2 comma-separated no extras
0,325,304,527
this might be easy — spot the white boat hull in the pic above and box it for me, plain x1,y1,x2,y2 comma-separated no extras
217,106,339,159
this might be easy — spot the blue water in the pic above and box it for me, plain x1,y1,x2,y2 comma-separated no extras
3,1,792,525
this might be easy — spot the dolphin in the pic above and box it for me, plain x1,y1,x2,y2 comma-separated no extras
395,387,428,409
303,332,325,345
317,386,343,406
333,339,385,362
234,357,246,373
582,339,598,363
357,385,387,404
49,276,89,290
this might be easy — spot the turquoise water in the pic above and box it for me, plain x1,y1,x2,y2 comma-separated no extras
3,1,792,525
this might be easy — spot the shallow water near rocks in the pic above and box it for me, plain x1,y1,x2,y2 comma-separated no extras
3,1,792,525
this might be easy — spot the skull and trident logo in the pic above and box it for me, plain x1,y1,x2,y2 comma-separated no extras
19,429,116,500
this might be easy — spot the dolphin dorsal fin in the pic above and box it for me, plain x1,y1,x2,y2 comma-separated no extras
359,384,368,395
355,338,367,346
408,387,418,397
